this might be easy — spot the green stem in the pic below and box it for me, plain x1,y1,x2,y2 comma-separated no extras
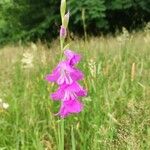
71,125,76,150
58,119,65,150
58,122,61,150
60,38,65,60
61,119,64,150
60,38,64,52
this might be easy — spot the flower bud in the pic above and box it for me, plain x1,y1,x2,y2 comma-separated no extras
60,0,66,21
60,25,67,38
62,11,70,29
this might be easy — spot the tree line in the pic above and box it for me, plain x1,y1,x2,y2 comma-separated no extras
0,0,149,44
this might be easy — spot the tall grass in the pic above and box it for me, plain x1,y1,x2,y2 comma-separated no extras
0,31,150,150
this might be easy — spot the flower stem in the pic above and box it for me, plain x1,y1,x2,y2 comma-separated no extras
58,119,65,150
60,119,65,150
60,38,65,61
71,125,76,150
60,38,64,52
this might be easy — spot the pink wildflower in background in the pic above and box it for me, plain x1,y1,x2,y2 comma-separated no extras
46,50,87,118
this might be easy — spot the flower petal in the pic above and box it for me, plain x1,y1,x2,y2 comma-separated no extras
45,68,60,82
58,99,83,118
64,50,81,65
70,68,84,81
51,82,87,101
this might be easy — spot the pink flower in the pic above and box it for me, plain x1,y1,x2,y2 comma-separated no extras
64,49,81,66
45,61,83,85
45,50,87,118
57,99,83,118
51,82,87,101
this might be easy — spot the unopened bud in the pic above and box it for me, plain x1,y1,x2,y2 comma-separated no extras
62,11,70,28
60,25,67,38
60,0,66,21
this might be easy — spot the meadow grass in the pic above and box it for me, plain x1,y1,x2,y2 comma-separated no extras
0,31,150,150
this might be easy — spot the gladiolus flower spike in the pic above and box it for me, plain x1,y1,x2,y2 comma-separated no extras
46,50,87,118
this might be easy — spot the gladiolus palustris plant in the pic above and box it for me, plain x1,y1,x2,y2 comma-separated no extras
45,0,87,118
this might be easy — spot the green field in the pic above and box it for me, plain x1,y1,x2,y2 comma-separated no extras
0,31,150,150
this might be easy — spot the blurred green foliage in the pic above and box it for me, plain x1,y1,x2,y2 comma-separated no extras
0,0,150,44
68,0,107,34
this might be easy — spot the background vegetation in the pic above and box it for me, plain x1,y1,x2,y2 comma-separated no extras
0,0,150,44
0,30,150,149
0,0,150,149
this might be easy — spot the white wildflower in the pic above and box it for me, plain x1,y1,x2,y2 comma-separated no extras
144,34,150,43
31,42,37,51
0,98,9,110
122,27,129,38
2,103,9,109
144,22,150,43
117,27,130,44
144,22,150,33
21,51,34,69
41,51,47,65
88,59,96,77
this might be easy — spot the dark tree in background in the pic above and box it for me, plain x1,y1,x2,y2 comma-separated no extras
105,0,150,31
0,0,150,44
68,0,108,34
0,0,60,43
